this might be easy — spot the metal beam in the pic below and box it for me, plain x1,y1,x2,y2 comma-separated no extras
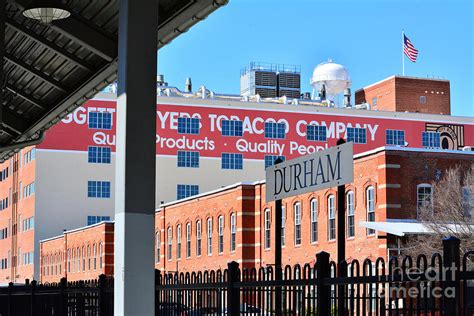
0,0,4,129
1,107,30,134
5,17,92,72
5,53,68,93
5,84,46,110
9,0,117,62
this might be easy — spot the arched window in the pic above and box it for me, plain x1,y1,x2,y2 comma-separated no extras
67,249,71,273
328,195,336,240
167,227,173,260
82,246,85,271
196,220,202,257
310,199,318,243
230,213,236,252
417,184,433,214
366,186,375,235
156,232,161,263
264,209,271,249
77,247,80,272
87,245,91,270
218,216,224,254
294,202,301,245
72,248,76,273
177,225,182,260
207,218,213,256
93,244,97,270
99,243,103,269
347,191,355,238
186,223,191,258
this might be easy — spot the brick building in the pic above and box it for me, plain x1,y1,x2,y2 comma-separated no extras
355,76,451,115
39,147,474,282
40,221,114,283
1,74,473,284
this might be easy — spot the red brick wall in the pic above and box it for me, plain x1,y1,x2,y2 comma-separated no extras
40,222,114,283
355,76,450,115
39,149,474,280
0,147,37,285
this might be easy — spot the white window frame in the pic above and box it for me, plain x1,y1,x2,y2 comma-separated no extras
167,227,172,260
264,209,271,249
347,191,355,238
310,199,318,243
230,213,236,252
207,218,213,256
294,202,301,246
417,184,433,214
328,195,336,241
366,186,375,235
186,223,191,258
196,220,202,257
177,225,182,260
218,216,224,254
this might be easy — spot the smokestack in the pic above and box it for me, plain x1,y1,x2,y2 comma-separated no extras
185,77,192,93
343,88,351,107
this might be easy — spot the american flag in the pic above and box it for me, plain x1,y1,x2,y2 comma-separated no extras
403,34,418,62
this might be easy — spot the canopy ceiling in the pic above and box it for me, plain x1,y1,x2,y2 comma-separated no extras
1,0,228,161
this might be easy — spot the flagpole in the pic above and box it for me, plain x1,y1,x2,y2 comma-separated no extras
402,30,405,76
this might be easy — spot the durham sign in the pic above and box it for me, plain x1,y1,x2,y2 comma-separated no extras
266,142,354,202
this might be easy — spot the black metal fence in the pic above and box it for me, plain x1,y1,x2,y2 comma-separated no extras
0,275,113,316
1,237,473,315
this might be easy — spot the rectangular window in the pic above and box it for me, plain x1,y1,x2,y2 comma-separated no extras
22,217,34,232
294,203,301,245
186,224,191,258
207,218,212,256
386,130,405,146
177,184,199,200
177,117,200,134
196,221,202,257
167,228,172,260
177,151,199,168
222,120,243,137
88,146,112,164
372,97,377,107
264,155,286,169
230,213,236,252
221,153,243,170
366,187,375,235
310,200,318,243
347,127,367,144
88,112,112,130
177,225,182,260
347,192,355,238
23,182,35,198
264,209,271,249
264,122,286,139
218,216,224,254
419,96,426,104
87,216,111,226
417,185,432,213
307,125,327,142
328,196,336,240
422,132,441,149
88,181,111,198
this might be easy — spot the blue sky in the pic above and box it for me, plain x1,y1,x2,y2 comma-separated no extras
158,0,473,117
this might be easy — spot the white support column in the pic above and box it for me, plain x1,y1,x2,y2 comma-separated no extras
115,1,158,315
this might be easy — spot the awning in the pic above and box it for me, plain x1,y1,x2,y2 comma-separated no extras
359,220,473,237
359,220,433,236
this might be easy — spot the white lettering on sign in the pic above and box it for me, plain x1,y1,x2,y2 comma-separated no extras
62,106,116,125
156,134,215,151
266,142,354,202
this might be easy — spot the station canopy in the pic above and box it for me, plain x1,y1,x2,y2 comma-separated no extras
1,0,228,161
